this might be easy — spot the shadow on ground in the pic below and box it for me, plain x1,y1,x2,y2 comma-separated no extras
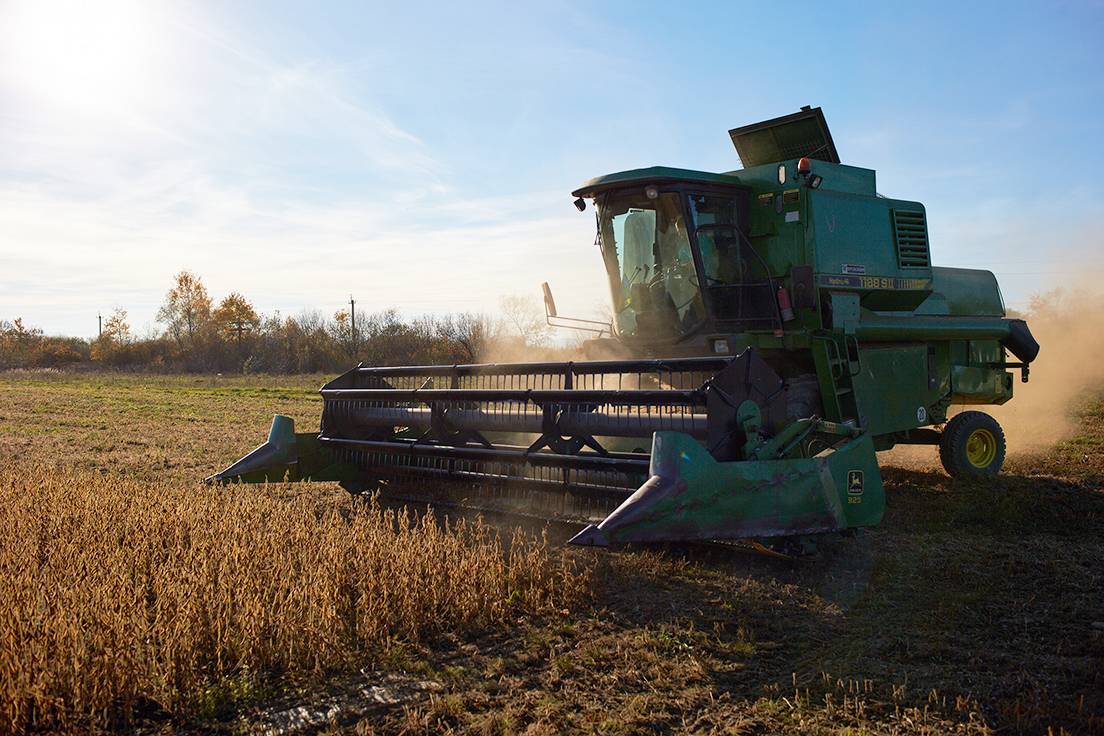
355,466,1104,735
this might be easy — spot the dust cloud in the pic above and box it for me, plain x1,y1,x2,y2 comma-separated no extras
476,336,580,365
885,284,1104,469
987,285,1104,453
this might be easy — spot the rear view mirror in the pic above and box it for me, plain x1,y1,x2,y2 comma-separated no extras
541,282,558,318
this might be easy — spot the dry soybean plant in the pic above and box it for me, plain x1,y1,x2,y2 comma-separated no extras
0,466,590,733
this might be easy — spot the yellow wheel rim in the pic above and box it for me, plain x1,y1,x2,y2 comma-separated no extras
965,428,997,468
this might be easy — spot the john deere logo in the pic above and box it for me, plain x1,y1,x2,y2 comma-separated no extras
847,470,864,495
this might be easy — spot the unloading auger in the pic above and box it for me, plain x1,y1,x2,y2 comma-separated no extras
211,107,1039,548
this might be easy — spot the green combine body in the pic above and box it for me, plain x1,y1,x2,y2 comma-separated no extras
212,107,1039,549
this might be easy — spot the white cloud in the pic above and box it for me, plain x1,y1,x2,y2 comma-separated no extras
0,171,606,336
0,3,613,337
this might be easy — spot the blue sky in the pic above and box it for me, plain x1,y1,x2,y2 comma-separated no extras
1,0,1102,337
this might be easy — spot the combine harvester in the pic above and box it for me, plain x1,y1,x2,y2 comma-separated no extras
212,107,1039,548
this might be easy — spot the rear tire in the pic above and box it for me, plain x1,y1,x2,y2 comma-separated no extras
938,411,1006,478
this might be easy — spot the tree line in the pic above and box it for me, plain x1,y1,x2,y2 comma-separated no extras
1,271,562,372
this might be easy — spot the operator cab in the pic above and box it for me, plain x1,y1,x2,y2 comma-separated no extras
573,168,772,344
572,108,850,349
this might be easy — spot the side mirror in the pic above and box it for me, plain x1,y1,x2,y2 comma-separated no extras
541,282,558,318
540,282,613,336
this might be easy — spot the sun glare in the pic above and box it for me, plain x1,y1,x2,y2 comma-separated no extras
2,0,162,113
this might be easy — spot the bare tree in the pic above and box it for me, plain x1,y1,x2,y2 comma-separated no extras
330,309,353,352
499,294,551,346
438,312,503,362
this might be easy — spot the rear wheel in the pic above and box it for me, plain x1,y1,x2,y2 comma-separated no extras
939,411,1006,478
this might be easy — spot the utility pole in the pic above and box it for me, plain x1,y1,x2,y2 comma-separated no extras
349,295,357,356
97,313,102,338
229,319,248,347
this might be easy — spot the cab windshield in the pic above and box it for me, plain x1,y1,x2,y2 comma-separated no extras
597,191,704,338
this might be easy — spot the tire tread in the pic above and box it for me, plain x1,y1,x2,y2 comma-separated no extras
938,411,1006,478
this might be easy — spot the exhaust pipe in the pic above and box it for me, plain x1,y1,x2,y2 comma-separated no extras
1003,318,1040,364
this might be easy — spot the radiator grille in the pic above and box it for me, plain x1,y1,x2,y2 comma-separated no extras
893,209,930,268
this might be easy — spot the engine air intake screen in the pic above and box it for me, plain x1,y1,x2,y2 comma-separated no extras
892,209,931,268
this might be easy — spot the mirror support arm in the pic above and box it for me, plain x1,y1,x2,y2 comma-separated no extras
542,282,613,336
